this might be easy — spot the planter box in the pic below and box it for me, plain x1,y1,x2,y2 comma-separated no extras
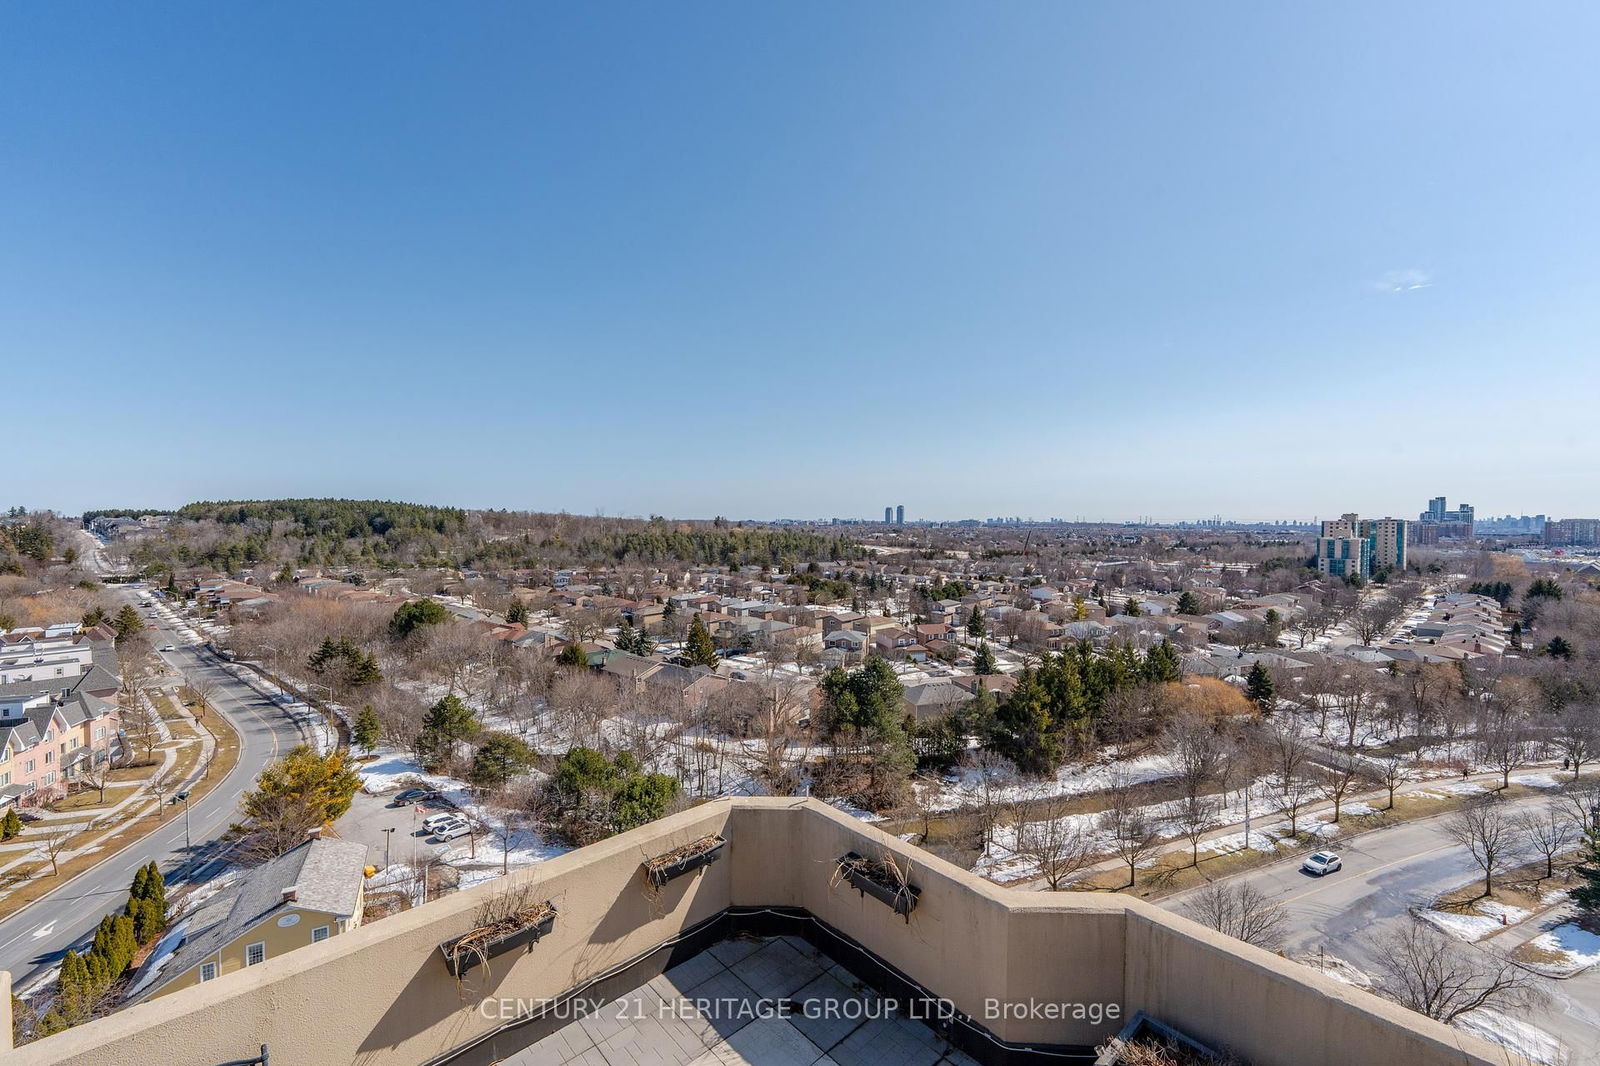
643,837,726,889
838,852,920,920
439,907,557,978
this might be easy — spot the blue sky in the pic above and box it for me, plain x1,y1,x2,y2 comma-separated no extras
6,3,1599,522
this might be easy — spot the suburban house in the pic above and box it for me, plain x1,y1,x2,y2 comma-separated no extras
134,835,369,1002
0,627,121,807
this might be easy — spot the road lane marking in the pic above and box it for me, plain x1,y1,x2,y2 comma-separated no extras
1278,842,1456,906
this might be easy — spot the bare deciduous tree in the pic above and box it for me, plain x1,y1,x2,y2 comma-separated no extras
1174,793,1222,867
1013,791,1097,890
1184,880,1288,950
1515,803,1581,880
1377,756,1412,811
960,750,1018,858
40,823,77,877
1371,923,1545,1024
1442,797,1527,899
1551,706,1600,780
1098,778,1161,888
1475,714,1533,791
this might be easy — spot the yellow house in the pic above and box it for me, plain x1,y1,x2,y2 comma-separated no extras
134,835,369,1001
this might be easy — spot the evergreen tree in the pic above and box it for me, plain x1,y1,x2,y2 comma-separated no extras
0,807,22,840
684,614,719,668
966,609,985,639
471,732,536,788
1547,636,1575,660
1246,661,1275,710
417,694,479,762
1143,639,1183,684
388,598,450,638
112,604,144,642
81,605,109,630
662,598,677,622
995,666,1060,774
1572,827,1600,914
973,641,998,676
1175,591,1200,616
1124,597,1141,617
556,642,590,668
505,598,529,625
353,704,381,753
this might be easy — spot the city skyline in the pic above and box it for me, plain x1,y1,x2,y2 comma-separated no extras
8,3,1600,517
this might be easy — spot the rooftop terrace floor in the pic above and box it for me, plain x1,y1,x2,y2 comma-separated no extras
503,934,980,1066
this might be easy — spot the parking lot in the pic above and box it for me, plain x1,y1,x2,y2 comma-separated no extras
335,786,461,871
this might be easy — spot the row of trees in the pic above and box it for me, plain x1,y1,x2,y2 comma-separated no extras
38,863,167,1035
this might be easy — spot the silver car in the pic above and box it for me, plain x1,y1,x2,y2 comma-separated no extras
433,818,472,841
1302,851,1343,876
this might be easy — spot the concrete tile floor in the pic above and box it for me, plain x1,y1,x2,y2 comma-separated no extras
500,936,979,1066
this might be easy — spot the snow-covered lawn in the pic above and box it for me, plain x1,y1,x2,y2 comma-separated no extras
920,749,1178,814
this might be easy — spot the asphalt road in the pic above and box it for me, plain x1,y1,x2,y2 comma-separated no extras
0,583,311,992
1160,798,1600,1064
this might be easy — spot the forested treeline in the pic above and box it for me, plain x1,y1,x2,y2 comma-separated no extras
116,499,860,574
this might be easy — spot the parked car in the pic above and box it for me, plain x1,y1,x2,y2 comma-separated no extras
433,818,472,841
421,811,462,833
159,644,176,652
1302,851,1343,876
391,788,441,807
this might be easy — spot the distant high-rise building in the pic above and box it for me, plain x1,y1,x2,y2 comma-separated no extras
895,505,904,525
1418,497,1474,538
1360,517,1407,571
885,506,893,524
1545,519,1600,547
1316,513,1405,576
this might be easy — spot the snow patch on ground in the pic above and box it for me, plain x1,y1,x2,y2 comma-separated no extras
828,800,886,823
1512,773,1563,790
1419,909,1504,942
1455,1009,1565,1066
1529,922,1600,969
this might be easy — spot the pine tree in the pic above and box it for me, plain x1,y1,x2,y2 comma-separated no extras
684,614,719,668
1246,661,1275,710
1124,598,1141,617
1176,591,1200,616
1,807,22,840
353,704,381,753
505,598,529,625
112,604,144,642
966,609,985,639
973,642,998,676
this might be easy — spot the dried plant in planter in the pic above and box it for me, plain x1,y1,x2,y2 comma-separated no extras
834,850,920,920
440,882,558,979
641,834,726,890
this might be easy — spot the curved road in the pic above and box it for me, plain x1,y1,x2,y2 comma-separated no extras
0,584,310,992
1160,798,1600,1064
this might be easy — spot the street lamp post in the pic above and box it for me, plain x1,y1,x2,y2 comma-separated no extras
381,827,396,869
171,789,192,855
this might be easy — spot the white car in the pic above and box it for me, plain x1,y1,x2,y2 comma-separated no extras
159,644,176,652
1302,851,1343,876
420,811,461,832
433,818,472,841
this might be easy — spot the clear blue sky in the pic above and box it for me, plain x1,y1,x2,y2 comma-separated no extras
6,3,1599,522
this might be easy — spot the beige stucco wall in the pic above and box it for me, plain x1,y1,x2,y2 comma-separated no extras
149,905,349,1000
9,798,1508,1066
